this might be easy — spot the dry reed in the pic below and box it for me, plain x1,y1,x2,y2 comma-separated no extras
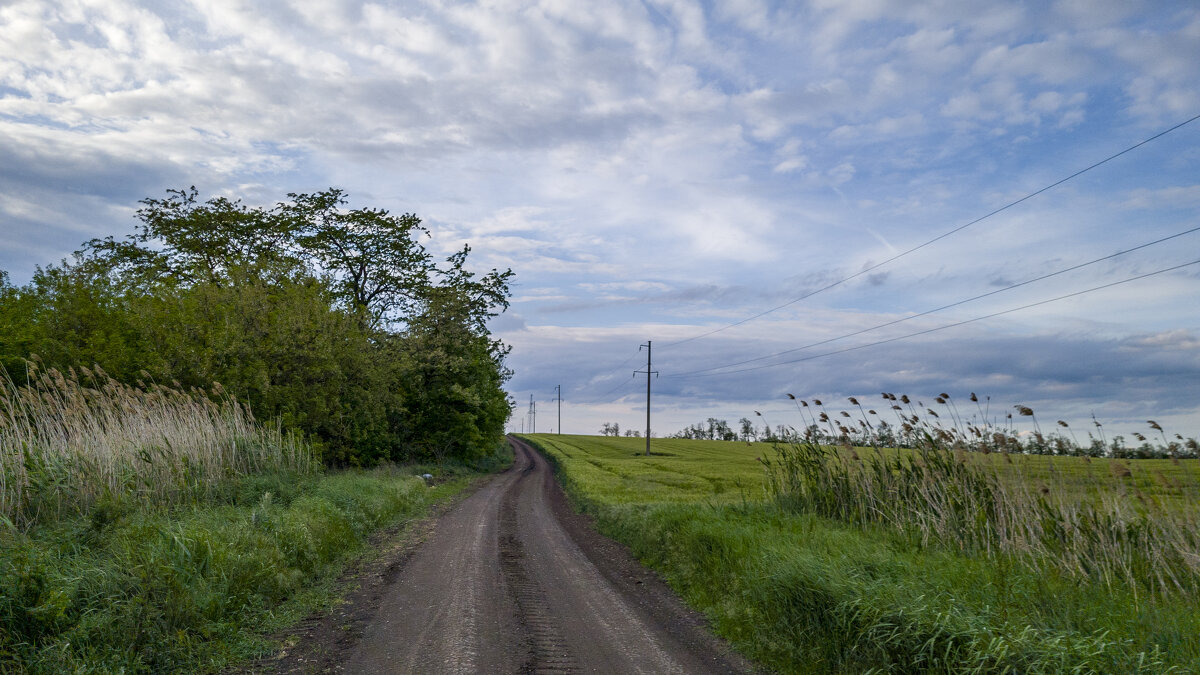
0,361,314,529
764,397,1200,601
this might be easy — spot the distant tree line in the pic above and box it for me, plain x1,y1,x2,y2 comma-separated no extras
599,417,790,442
598,422,643,437
670,418,790,442
0,187,514,465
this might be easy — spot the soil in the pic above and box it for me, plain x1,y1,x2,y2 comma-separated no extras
234,437,758,674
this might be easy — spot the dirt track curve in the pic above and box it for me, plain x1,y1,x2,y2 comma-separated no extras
342,436,754,674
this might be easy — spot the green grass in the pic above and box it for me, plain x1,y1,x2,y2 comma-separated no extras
0,359,513,672
0,464,479,673
524,433,1200,674
535,435,767,505
844,445,1200,512
534,435,1200,511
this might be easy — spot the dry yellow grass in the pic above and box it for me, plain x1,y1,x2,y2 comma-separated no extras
0,360,314,528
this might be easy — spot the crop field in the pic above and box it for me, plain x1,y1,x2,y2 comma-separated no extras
531,435,766,504
524,433,1200,674
533,434,1199,508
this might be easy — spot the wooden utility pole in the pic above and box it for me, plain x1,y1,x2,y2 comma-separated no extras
553,385,562,434
635,341,658,456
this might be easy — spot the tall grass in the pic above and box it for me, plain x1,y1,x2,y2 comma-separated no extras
1,467,461,673
762,429,1200,601
0,360,315,529
527,434,1199,672
781,392,1200,459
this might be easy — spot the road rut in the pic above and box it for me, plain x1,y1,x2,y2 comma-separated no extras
343,437,752,674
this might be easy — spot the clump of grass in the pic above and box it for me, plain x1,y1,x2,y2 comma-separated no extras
0,360,315,529
761,427,1200,601
0,467,457,673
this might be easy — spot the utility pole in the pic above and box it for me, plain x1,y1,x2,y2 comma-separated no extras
635,341,658,456
553,385,563,435
528,394,536,434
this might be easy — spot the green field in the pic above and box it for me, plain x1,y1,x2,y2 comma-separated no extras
534,435,767,504
525,434,1200,674
535,434,1199,508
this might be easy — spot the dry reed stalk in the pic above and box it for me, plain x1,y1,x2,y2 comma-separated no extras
765,417,1200,600
0,363,315,529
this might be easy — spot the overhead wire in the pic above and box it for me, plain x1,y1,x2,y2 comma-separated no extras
668,224,1200,377
587,348,648,400
668,258,1200,378
595,370,641,399
661,113,1200,348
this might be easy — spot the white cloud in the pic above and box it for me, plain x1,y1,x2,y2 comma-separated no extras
972,38,1095,87
713,0,771,35
830,112,924,141
1120,184,1200,210
2,0,1199,434
773,157,806,173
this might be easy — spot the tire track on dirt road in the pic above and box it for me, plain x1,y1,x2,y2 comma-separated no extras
497,458,576,673
341,437,754,674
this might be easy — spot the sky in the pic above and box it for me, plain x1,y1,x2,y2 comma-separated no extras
2,0,1199,440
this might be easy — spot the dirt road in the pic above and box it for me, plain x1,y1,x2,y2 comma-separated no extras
342,436,753,674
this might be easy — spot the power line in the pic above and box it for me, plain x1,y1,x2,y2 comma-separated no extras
668,258,1200,378
669,225,1200,377
584,346,649,400
595,367,642,399
662,113,1200,348
605,349,644,375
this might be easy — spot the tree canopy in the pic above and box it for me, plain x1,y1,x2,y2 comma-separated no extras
1,188,515,464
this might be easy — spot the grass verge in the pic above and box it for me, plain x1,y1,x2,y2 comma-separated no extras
523,434,1199,674
1,358,511,672
0,464,480,673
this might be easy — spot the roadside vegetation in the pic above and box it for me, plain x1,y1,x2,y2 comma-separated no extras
524,422,1200,673
0,187,513,465
1,362,312,529
0,188,514,672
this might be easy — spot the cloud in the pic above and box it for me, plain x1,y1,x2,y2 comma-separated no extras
972,38,1095,87
773,157,806,173
506,314,1200,434
3,0,1199,436
1121,184,1200,210
829,112,925,142
713,0,772,36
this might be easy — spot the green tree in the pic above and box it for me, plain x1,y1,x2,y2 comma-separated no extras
130,262,394,463
0,263,147,381
393,286,512,461
3,186,515,465
82,187,298,290
280,189,431,326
